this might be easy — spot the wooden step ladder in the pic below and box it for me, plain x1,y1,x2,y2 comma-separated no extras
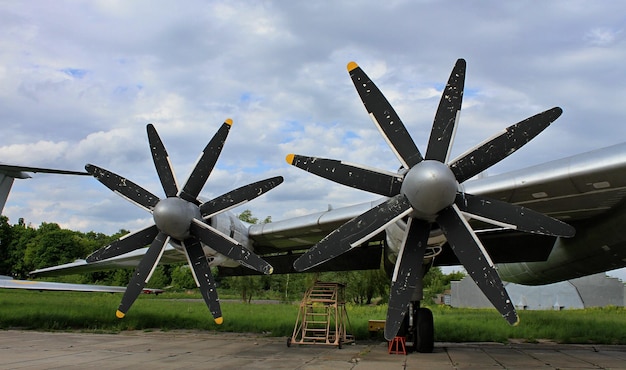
288,281,353,348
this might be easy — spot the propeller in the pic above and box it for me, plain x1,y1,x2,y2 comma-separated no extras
287,59,575,340
86,120,282,324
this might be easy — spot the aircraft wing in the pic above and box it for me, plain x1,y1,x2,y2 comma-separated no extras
30,244,186,277
462,142,626,222
248,199,387,253
0,163,90,214
0,276,163,294
0,164,89,178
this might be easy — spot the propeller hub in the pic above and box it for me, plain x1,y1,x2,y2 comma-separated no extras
153,198,201,240
401,160,458,219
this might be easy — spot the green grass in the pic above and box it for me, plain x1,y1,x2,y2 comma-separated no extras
1,290,626,344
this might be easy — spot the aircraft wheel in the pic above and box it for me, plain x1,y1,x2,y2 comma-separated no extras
286,337,292,347
415,307,434,353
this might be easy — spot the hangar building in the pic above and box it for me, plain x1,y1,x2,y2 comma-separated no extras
451,273,625,310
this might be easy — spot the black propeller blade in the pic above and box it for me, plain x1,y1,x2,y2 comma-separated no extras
190,220,273,274
200,176,284,218
449,107,563,183
116,231,169,318
455,193,575,237
425,58,465,162
85,164,160,211
385,218,429,340
437,205,518,325
289,59,573,340
286,154,402,198
86,225,159,263
86,120,280,323
183,237,222,323
348,62,423,169
293,194,413,271
147,123,179,197
179,119,232,203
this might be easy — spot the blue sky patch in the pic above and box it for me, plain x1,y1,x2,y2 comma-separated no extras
61,68,87,79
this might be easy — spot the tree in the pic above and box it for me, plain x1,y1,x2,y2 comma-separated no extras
423,267,466,299
147,265,171,289
0,216,13,275
23,223,90,271
228,275,263,303
171,264,197,290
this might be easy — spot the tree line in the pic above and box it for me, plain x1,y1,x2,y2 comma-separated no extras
0,213,464,304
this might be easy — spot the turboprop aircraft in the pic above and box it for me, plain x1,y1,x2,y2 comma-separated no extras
28,59,626,353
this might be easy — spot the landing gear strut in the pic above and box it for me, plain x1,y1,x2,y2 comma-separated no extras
405,301,434,353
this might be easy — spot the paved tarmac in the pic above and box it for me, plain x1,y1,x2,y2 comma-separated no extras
1,330,626,369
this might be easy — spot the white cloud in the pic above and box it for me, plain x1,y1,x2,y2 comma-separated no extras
584,27,621,47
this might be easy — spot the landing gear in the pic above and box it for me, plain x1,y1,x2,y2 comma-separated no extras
405,301,434,353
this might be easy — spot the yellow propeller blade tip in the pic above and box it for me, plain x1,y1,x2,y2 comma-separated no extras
115,310,125,319
285,154,295,164
214,317,224,325
347,61,359,71
268,267,274,275
225,118,233,126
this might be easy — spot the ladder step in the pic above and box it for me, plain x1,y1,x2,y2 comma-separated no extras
292,282,351,347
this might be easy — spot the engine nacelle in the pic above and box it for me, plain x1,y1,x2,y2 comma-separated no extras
170,211,255,269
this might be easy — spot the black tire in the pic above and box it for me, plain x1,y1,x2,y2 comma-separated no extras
286,337,292,347
415,307,434,353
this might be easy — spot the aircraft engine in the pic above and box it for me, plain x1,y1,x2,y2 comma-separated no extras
84,120,282,324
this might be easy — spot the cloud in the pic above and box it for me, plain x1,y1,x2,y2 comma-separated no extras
584,27,621,47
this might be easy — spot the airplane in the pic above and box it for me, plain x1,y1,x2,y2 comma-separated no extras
26,59,626,354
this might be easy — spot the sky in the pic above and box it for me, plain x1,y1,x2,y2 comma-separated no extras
1,1,625,279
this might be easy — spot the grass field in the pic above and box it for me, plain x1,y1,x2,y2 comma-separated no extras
1,289,625,344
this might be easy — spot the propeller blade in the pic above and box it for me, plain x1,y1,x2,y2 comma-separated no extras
86,164,160,211
183,237,222,323
437,204,519,325
285,154,402,197
147,124,179,197
348,62,423,169
86,224,159,263
384,218,430,340
179,119,233,203
190,219,273,275
200,176,284,218
425,59,465,163
449,107,563,183
116,232,169,318
455,193,575,237
294,194,413,271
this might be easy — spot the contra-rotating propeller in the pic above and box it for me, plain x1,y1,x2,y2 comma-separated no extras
286,59,575,340
86,119,282,324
